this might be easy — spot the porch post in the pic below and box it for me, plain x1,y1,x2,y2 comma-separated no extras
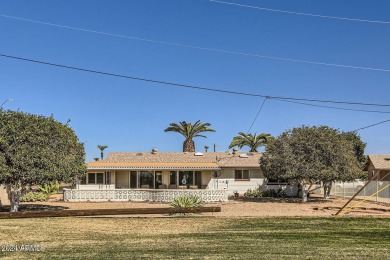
153,171,155,189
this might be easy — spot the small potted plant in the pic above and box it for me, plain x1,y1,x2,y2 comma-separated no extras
233,190,239,198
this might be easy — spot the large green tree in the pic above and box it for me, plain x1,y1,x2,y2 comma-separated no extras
229,132,272,152
0,110,86,211
164,120,215,152
260,126,363,202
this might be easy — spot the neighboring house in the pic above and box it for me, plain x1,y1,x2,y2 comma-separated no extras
365,154,390,181
65,149,295,202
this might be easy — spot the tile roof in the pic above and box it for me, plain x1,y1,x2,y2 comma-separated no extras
87,162,220,170
366,154,390,170
87,151,262,169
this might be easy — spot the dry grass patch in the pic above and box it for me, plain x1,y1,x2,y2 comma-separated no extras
0,217,389,259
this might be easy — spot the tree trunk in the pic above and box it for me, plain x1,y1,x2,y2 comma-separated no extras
100,151,104,160
9,190,21,212
323,181,332,199
183,139,195,152
7,186,22,212
300,182,307,202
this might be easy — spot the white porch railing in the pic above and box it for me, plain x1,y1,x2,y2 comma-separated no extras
63,189,228,202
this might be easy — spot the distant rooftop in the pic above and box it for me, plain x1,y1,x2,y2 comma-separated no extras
366,154,390,170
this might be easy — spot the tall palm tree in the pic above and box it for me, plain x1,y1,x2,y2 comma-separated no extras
229,132,272,152
164,120,215,152
97,145,108,160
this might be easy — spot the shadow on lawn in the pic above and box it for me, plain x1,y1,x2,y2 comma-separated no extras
229,195,332,203
0,204,69,212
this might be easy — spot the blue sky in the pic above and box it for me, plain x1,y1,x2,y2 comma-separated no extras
1,0,389,161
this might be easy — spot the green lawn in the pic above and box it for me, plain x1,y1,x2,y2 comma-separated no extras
0,217,389,259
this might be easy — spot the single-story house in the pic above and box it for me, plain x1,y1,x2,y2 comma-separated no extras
64,149,298,202
365,154,390,181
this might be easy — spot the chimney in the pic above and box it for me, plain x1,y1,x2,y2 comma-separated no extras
152,148,158,154
232,148,238,155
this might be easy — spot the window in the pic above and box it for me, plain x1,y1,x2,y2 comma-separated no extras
88,173,104,184
88,173,95,184
235,170,250,180
139,171,154,188
96,173,104,184
155,171,162,186
170,171,177,185
130,171,137,188
179,171,194,186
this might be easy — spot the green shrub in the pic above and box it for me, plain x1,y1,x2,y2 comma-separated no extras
262,188,288,198
20,192,48,202
244,188,262,197
170,195,202,208
37,180,61,195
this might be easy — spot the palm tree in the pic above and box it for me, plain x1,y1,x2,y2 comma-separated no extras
97,145,108,160
93,157,100,161
164,121,215,152
229,132,272,152
204,145,209,152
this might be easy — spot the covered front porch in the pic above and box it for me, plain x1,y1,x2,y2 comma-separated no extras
78,169,216,190
67,161,228,201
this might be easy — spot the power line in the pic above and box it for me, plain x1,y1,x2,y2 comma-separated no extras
1,53,390,108
1,14,390,73
273,98,390,114
247,97,268,133
351,119,390,132
0,98,13,108
210,0,390,25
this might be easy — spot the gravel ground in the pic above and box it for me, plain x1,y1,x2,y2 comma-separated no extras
14,194,390,217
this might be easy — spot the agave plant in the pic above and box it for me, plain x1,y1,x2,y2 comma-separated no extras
170,195,202,215
36,180,61,196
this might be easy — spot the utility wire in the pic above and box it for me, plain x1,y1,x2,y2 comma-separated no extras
210,0,390,25
272,98,390,114
247,97,268,133
1,53,390,108
351,119,390,132
1,14,390,73
0,98,13,108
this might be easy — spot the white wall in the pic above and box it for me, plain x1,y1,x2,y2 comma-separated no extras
202,171,212,188
116,170,129,188
162,170,170,187
207,168,265,194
